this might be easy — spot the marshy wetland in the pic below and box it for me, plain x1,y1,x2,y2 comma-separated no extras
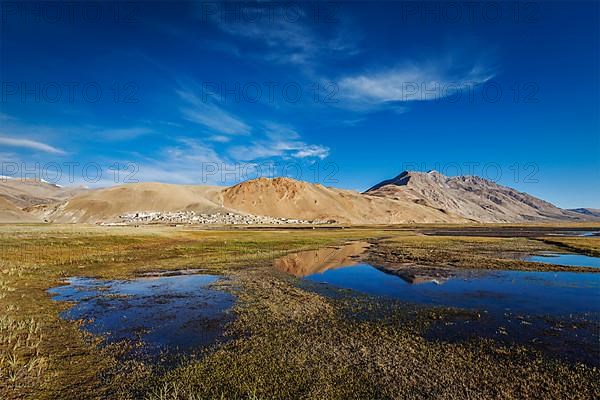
1,224,599,399
48,274,235,356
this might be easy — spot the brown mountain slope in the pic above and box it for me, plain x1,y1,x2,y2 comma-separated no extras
20,172,596,225
31,178,466,224
222,177,465,224
569,208,600,218
28,182,228,223
0,196,39,222
0,178,85,208
365,171,587,223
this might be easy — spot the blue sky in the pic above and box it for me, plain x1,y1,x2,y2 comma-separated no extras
0,1,598,208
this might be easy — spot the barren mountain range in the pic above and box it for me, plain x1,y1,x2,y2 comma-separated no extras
568,208,600,218
364,171,582,223
0,171,595,224
0,178,85,223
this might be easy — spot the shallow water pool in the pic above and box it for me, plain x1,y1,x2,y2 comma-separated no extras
524,253,600,268
275,243,600,365
49,274,234,354
304,263,600,316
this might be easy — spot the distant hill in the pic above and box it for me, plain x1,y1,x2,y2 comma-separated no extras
0,196,38,222
365,171,586,223
26,182,227,223
0,178,84,208
0,178,86,222
28,179,463,224
568,208,600,218
223,177,463,224
2,172,597,224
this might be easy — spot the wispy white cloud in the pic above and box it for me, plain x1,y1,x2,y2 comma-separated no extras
177,89,251,135
337,118,365,127
208,4,359,67
219,19,314,65
293,145,330,159
175,86,329,162
228,123,329,161
138,119,184,128
337,61,495,110
95,127,154,141
164,138,226,165
81,138,232,187
207,135,232,143
0,135,66,155
229,140,329,161
263,122,301,140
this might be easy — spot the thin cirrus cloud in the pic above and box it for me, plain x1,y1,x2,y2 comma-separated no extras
227,122,329,162
0,135,66,155
336,62,495,109
228,135,329,162
293,145,330,159
164,138,228,166
207,4,358,66
177,89,251,136
209,6,315,65
174,87,330,163
95,127,154,141
228,140,329,161
263,122,301,140
207,135,232,143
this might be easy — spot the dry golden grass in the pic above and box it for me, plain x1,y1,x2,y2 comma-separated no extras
0,224,384,399
539,237,600,256
0,224,598,399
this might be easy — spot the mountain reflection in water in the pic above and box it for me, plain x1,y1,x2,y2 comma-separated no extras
273,242,448,285
273,242,371,277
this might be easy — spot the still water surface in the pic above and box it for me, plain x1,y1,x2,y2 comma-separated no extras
524,253,600,268
304,263,600,316
49,274,234,354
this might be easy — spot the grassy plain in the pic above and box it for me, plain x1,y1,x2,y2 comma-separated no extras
0,224,598,399
368,234,600,272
